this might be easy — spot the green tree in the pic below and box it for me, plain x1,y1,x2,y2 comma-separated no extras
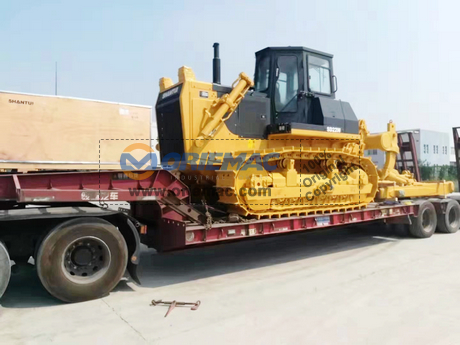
419,160,434,181
438,165,448,180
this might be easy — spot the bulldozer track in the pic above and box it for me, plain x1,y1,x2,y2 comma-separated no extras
218,145,379,218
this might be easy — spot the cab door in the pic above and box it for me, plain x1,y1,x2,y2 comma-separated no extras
272,53,305,125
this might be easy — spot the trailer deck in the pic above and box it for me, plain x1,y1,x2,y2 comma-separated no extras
0,169,417,251
183,203,414,246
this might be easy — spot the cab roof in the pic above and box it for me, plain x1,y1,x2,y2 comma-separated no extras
256,46,333,58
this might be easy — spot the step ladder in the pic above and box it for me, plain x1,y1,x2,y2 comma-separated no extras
396,131,421,181
453,127,460,188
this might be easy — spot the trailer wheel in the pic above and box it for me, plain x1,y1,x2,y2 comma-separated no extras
409,201,437,238
0,242,11,299
436,199,460,234
36,218,128,303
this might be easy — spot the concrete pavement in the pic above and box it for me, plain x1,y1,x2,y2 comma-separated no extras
1,224,459,344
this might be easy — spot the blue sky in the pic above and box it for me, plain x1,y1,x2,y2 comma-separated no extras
1,0,459,134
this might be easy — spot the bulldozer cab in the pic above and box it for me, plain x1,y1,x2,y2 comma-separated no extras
253,47,336,127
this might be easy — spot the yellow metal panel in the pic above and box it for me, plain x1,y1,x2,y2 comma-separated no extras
269,129,360,141
378,181,454,200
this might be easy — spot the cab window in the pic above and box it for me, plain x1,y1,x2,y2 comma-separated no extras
308,55,331,94
275,56,299,112
254,56,270,92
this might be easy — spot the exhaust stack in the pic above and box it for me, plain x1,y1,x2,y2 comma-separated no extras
213,43,221,85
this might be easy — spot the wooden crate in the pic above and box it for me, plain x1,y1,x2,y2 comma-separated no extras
0,91,152,171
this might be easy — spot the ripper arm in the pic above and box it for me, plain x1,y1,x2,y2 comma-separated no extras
360,120,454,198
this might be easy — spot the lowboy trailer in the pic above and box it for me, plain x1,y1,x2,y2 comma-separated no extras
0,168,458,302
1,44,459,303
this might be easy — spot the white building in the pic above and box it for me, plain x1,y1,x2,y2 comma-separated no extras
365,129,451,169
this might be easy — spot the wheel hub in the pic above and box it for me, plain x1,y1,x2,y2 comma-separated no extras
72,246,93,266
422,210,430,229
449,207,457,226
63,237,110,279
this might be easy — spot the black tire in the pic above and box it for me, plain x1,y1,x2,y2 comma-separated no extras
436,199,460,233
36,217,128,303
0,241,11,299
409,201,437,238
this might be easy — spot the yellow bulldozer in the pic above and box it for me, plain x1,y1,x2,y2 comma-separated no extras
155,43,453,219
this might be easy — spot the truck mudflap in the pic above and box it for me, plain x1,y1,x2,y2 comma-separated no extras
124,218,142,285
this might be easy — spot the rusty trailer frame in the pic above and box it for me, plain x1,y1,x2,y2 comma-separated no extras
0,170,417,252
